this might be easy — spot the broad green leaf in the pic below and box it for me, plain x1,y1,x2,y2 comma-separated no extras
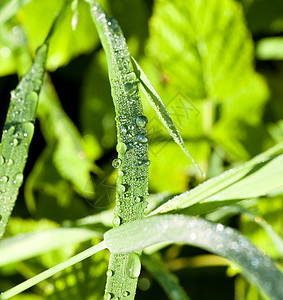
0,228,102,266
0,42,48,238
19,0,98,70
150,142,283,215
142,254,190,300
256,37,283,60
36,77,96,202
132,57,204,177
104,214,283,300
0,241,106,300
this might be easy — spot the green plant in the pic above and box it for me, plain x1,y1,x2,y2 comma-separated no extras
0,0,282,299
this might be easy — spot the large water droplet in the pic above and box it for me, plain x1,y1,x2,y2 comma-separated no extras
104,293,112,300
112,158,121,168
136,116,148,128
137,135,148,143
123,291,130,297
116,142,127,154
14,173,24,185
117,184,125,194
10,138,18,147
124,83,137,96
113,216,121,227
0,156,5,165
126,252,141,278
0,176,9,183
106,269,113,277
6,159,13,166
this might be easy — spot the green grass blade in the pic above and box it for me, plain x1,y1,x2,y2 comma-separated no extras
89,1,149,299
0,43,48,239
131,57,204,177
0,241,106,299
0,227,102,266
0,0,32,24
104,214,283,300
150,142,283,215
142,254,191,300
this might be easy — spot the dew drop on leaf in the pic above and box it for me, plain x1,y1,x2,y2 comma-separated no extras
116,142,127,154
6,159,13,166
104,293,112,300
10,138,18,147
137,134,148,143
124,83,137,96
126,252,141,278
112,158,121,168
0,176,9,183
113,216,121,227
117,184,125,194
143,160,150,166
124,72,136,82
106,269,113,277
0,156,5,165
136,116,148,128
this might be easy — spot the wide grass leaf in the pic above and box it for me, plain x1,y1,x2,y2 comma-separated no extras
104,214,283,300
150,142,283,215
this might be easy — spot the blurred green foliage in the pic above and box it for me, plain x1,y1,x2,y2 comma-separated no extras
0,0,282,299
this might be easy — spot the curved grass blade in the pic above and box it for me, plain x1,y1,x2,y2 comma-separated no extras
0,227,102,266
104,214,283,300
142,254,191,300
0,0,32,24
0,43,48,239
150,142,283,215
89,1,149,298
131,57,204,177
0,241,106,300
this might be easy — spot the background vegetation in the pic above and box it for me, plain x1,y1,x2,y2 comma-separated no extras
0,0,282,299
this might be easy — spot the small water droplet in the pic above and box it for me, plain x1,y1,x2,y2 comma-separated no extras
120,125,127,133
10,138,18,147
117,184,126,194
123,291,130,297
137,135,148,143
0,156,5,165
143,160,150,166
0,176,9,183
112,158,121,168
113,216,121,227
14,173,23,185
104,293,112,300
136,116,148,128
250,257,259,269
106,269,113,277
6,159,13,166
124,83,137,96
124,72,136,82
190,233,196,240
126,252,141,278
135,196,141,203
216,224,224,231
116,142,127,154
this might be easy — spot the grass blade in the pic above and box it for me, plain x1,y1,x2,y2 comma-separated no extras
104,214,283,300
0,43,48,239
0,0,32,24
150,142,283,215
142,254,191,300
89,1,149,298
0,241,106,299
0,227,102,266
131,57,204,177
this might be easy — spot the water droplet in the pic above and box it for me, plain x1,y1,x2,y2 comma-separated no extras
26,91,38,117
137,135,148,143
216,224,224,231
135,196,141,203
250,257,259,269
190,233,196,240
143,160,150,166
126,252,141,278
117,184,125,194
124,83,137,96
14,173,23,185
6,159,13,166
0,176,9,183
10,138,18,147
113,216,121,227
106,269,113,277
112,158,121,168
0,156,4,165
104,293,112,300
123,291,130,297
136,116,148,128
120,125,127,133
116,142,127,154
124,72,136,82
